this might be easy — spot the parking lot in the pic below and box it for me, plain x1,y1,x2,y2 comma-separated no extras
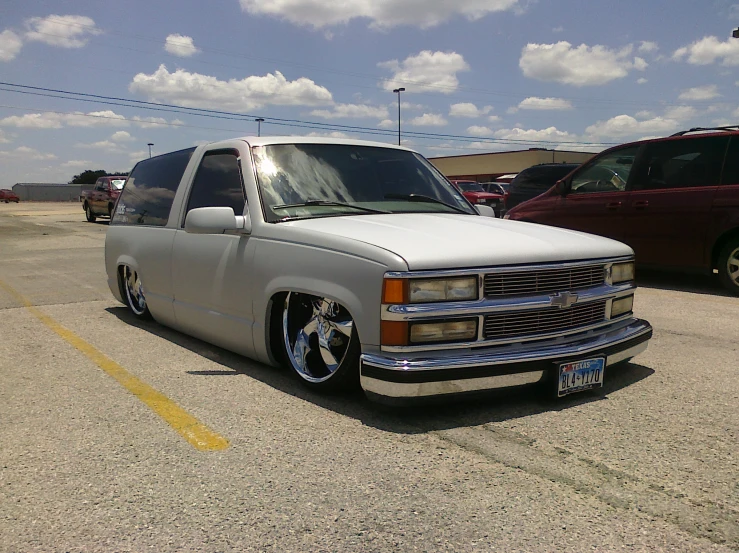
1,202,737,552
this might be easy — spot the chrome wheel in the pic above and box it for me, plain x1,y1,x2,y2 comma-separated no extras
282,293,354,383
123,266,147,316
727,247,739,287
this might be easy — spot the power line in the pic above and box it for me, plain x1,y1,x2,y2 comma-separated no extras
0,82,620,146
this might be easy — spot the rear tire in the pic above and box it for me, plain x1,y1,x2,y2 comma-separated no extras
717,238,739,295
122,266,152,320
85,203,96,223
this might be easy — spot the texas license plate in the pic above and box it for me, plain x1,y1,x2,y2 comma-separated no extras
558,357,605,397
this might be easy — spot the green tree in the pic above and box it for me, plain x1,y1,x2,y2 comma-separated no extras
69,170,129,184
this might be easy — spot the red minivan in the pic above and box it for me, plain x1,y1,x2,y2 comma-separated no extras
505,128,739,294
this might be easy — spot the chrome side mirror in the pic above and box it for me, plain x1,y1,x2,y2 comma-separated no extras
185,207,251,235
474,204,496,218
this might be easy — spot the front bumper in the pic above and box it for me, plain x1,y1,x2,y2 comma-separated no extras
360,318,652,401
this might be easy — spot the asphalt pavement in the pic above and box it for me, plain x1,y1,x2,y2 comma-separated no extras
1,202,737,552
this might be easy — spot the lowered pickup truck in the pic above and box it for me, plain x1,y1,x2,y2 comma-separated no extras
80,176,127,222
105,137,652,402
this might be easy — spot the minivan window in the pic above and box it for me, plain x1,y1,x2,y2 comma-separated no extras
721,136,739,186
570,147,639,194
185,150,246,217
632,135,728,190
112,147,195,227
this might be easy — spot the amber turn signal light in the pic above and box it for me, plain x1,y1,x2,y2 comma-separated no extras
382,278,408,304
380,320,409,346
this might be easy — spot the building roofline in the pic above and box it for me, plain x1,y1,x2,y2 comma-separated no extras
427,148,595,161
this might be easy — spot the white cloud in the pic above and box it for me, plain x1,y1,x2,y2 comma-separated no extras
488,115,501,123
24,15,101,48
110,130,134,142
0,110,128,129
0,30,23,61
638,41,659,53
494,126,577,143
517,97,573,110
379,51,469,93
305,131,350,138
378,119,395,129
0,146,56,160
60,159,92,169
238,0,521,29
132,116,170,128
130,64,333,111
129,150,150,162
673,36,739,66
520,41,647,86
467,125,494,136
585,115,679,138
164,33,199,57
552,26,564,33
637,78,648,84
636,110,654,119
0,129,11,143
408,113,447,126
310,103,389,119
663,105,698,121
449,102,493,117
678,85,721,101
76,140,117,150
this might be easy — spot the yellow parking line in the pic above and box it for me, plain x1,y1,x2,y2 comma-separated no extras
0,279,229,452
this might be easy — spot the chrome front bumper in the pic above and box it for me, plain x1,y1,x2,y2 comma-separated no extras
360,318,652,401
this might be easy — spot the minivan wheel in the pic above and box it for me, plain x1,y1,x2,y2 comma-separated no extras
718,239,739,295
281,292,360,392
85,203,96,223
122,266,152,319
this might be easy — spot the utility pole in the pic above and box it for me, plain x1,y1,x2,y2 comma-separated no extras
393,88,405,146
255,118,265,137
147,143,154,158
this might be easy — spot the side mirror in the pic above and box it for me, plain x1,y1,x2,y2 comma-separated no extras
554,180,568,195
474,204,496,218
185,207,252,235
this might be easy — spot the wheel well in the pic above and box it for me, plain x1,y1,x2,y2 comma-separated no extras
711,228,739,269
267,292,288,365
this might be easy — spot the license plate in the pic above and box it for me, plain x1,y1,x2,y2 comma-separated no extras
558,357,605,397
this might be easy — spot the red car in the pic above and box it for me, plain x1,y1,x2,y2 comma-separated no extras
0,189,20,203
80,176,127,222
450,180,504,216
505,127,739,294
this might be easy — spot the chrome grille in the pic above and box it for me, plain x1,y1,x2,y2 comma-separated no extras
484,264,605,298
483,300,607,340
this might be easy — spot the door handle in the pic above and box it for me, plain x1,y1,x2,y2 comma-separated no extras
632,200,649,209
605,201,622,210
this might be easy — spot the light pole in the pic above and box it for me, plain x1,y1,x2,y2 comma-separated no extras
147,143,154,158
255,118,265,137
393,87,405,146
733,27,739,38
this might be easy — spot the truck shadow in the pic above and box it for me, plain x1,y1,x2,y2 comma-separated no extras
637,269,731,297
107,307,655,435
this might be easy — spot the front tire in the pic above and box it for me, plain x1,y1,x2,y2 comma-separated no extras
718,239,739,295
122,266,152,320
85,203,96,223
281,292,360,393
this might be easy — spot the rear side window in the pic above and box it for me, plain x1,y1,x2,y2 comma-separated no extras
632,136,728,190
112,147,195,227
512,165,578,188
184,150,245,219
721,137,739,185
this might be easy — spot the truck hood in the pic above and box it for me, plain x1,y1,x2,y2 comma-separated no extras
286,213,632,270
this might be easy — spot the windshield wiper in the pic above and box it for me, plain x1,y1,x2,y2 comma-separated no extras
384,193,471,214
272,200,390,215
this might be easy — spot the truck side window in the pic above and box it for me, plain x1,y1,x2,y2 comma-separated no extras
570,146,639,194
185,151,246,217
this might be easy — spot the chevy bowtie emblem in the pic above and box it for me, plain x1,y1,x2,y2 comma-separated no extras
550,291,578,309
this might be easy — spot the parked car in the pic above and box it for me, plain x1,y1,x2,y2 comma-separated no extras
505,163,581,211
105,137,651,402
482,182,509,196
450,180,504,216
505,127,739,294
0,189,20,203
80,176,127,222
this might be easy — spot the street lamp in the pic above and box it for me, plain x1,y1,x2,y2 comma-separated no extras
255,118,265,137
392,87,405,146
733,27,739,38
147,143,154,158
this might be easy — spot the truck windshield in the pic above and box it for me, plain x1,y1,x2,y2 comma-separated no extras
252,144,476,222
111,180,126,190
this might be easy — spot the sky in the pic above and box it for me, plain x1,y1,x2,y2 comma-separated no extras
0,0,738,187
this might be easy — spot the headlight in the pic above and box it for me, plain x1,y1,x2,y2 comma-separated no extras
410,319,477,344
611,262,635,284
611,295,634,318
409,277,478,303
